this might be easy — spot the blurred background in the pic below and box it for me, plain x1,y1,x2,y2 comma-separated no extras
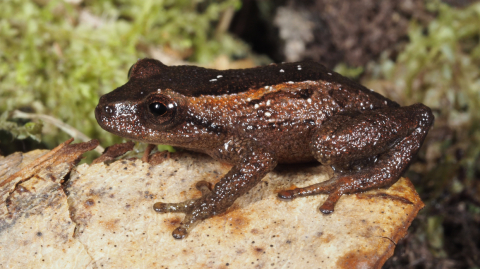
0,0,479,267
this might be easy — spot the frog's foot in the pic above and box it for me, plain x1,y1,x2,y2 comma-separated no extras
153,181,214,239
278,175,350,214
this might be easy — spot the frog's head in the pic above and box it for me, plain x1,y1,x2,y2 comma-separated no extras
95,59,188,143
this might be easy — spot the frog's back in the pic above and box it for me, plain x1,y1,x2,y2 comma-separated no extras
169,61,397,107
111,59,398,108
185,64,398,163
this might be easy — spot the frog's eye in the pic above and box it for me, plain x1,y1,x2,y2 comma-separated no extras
149,102,168,116
144,94,183,130
127,64,135,79
147,98,175,119
143,93,187,131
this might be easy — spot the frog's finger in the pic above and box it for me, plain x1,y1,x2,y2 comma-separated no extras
171,205,206,239
153,181,213,214
172,227,189,239
153,199,196,213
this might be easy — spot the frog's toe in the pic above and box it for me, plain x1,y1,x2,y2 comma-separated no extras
278,176,349,213
278,178,337,200
277,190,296,199
319,204,334,214
318,188,343,214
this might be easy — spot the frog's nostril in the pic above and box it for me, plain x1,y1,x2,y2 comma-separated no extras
95,103,115,124
104,105,114,114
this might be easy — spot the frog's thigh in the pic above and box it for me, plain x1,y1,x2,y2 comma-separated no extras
312,104,428,165
279,104,433,213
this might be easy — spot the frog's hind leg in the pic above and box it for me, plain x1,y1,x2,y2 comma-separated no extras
278,103,433,214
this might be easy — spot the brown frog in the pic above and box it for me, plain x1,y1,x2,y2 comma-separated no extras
95,58,434,239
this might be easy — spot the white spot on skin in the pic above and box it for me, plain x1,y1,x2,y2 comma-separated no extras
266,100,271,106
328,72,332,76
287,81,294,84
224,140,233,151
157,89,161,92
210,79,217,82
114,103,137,117
254,104,260,109
217,75,223,78
265,112,272,117
384,101,388,105
307,98,312,103
280,69,284,73
168,103,175,109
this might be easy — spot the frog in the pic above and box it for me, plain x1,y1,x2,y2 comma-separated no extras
95,58,434,239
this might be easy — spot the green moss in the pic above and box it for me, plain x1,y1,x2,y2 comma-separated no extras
0,0,244,149
0,112,43,141
368,1,480,180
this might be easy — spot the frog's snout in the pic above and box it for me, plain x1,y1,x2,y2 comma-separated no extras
95,96,115,126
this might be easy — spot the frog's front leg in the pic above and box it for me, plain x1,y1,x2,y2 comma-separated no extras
278,103,434,213
154,139,277,239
